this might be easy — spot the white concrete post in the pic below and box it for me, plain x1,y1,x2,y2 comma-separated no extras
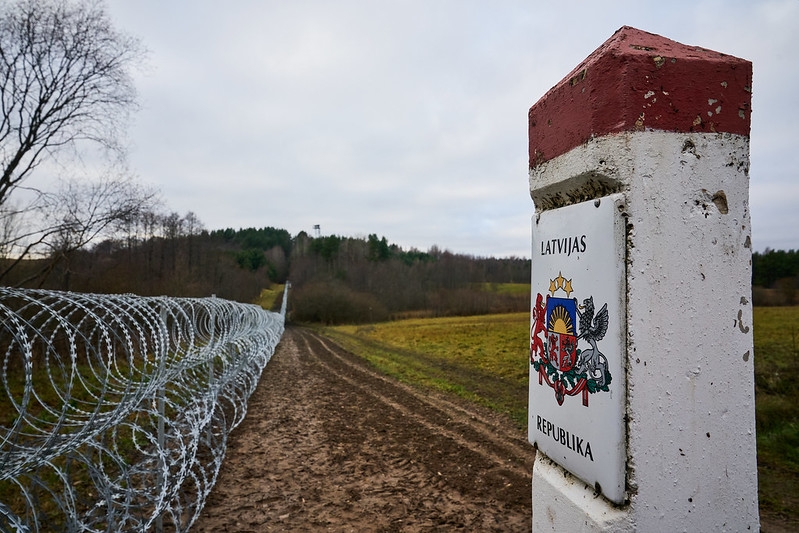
527,27,759,532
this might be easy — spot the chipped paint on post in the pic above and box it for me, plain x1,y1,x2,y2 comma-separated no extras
528,27,759,532
527,26,752,173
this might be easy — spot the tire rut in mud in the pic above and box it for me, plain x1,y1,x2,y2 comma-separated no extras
300,330,531,479
195,326,535,532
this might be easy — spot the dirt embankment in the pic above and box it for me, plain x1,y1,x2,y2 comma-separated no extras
195,326,535,532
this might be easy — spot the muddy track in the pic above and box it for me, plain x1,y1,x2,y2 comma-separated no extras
194,326,535,532
299,330,531,478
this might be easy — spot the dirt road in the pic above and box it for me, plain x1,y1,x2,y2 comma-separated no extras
194,326,535,532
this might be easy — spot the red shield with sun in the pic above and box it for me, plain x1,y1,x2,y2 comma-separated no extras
546,298,577,373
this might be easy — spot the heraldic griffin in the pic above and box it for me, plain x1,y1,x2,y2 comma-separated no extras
576,296,609,387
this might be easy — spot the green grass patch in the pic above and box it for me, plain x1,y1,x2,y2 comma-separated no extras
473,282,531,296
753,306,799,523
255,284,284,311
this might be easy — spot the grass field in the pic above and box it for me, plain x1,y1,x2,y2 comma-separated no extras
473,282,531,295
753,306,799,523
324,306,799,525
324,312,530,428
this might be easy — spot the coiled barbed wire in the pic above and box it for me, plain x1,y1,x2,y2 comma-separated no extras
0,287,286,532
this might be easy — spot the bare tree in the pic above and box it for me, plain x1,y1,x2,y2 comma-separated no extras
0,0,153,285
0,0,142,207
0,173,157,286
183,210,204,272
183,211,203,238
161,211,184,241
0,202,22,258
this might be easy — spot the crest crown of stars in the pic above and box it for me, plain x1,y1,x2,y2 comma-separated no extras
549,272,574,297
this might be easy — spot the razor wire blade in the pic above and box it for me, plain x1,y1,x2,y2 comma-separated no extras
0,288,285,532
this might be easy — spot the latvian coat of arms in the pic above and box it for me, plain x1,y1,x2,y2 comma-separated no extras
531,272,612,406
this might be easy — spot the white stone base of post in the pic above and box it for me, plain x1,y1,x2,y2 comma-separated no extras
533,455,631,532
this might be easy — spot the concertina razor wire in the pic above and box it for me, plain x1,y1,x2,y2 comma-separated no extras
0,287,287,532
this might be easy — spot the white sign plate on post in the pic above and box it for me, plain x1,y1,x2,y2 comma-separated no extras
529,193,627,503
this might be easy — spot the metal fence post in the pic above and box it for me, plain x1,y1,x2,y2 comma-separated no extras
156,304,168,533
207,298,216,448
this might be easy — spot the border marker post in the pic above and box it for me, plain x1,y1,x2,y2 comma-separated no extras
528,27,758,532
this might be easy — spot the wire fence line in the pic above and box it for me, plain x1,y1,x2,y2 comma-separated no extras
0,287,287,532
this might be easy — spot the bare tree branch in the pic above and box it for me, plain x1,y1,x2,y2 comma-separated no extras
0,0,143,206
0,173,159,285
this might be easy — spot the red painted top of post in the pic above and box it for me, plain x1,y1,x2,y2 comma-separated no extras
529,26,752,169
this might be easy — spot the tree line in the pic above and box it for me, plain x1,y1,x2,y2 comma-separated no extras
288,233,530,323
752,248,799,306
2,218,531,323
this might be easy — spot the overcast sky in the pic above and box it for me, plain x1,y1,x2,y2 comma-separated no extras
104,1,798,258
